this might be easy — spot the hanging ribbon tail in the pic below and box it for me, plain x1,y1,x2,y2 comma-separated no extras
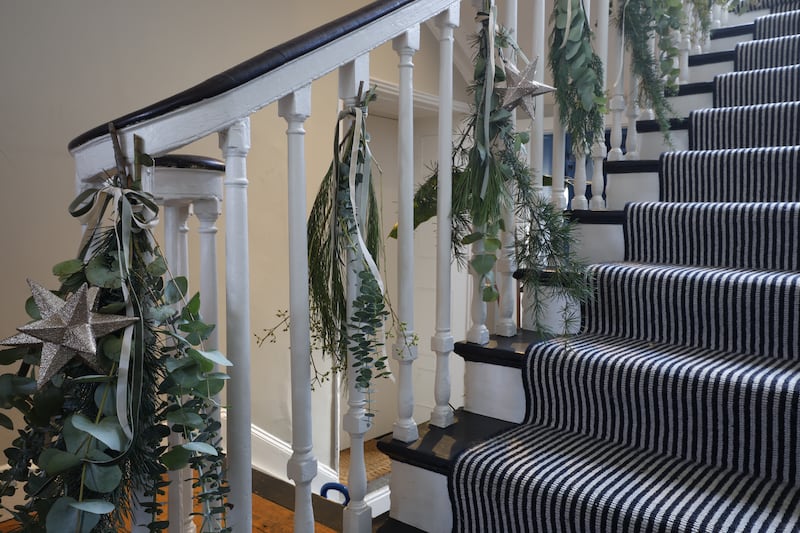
347,107,385,295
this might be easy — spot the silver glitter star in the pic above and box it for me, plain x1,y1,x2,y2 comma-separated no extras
496,58,555,121
0,280,138,388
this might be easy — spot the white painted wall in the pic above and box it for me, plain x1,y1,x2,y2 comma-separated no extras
0,0,472,502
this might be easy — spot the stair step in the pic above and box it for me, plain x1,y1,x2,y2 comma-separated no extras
735,34,800,71
706,23,754,52
525,333,800,485
603,160,660,209
667,81,714,115
660,146,800,201
452,421,800,532
754,9,800,39
689,101,800,149
453,331,537,369
625,201,800,270
635,118,690,160
586,262,800,359
714,64,800,107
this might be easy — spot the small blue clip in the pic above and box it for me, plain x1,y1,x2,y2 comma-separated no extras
320,482,350,505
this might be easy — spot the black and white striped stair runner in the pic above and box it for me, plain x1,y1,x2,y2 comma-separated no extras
450,6,800,532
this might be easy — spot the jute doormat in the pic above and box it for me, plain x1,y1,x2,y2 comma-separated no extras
339,437,392,485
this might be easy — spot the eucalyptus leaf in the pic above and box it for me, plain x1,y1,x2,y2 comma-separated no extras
189,349,232,368
52,259,83,279
161,446,191,470
71,414,126,452
0,412,12,430
46,497,100,533
69,499,115,515
98,300,126,314
146,304,176,324
164,277,188,305
483,238,502,253
84,462,123,493
146,255,168,277
72,374,113,384
101,335,123,362
482,285,500,302
461,231,484,245
166,409,204,428
182,441,218,456
85,252,122,289
25,296,41,320
94,384,116,417
38,448,81,475
470,254,497,276
63,415,93,455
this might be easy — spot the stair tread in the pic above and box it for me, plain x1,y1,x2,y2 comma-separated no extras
689,49,736,65
453,330,541,368
567,210,626,225
711,22,755,39
604,159,660,173
636,117,690,133
377,409,518,475
452,421,800,532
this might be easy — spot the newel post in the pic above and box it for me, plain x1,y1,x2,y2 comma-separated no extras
279,85,318,533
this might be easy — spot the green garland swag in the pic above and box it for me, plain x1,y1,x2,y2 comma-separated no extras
307,87,391,395
0,138,231,532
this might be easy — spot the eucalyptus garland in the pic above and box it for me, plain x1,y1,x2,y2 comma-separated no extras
549,0,606,155
399,6,591,335
0,139,230,532
617,0,683,137
307,87,390,394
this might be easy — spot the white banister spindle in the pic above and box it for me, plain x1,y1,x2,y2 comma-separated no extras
551,119,568,209
712,4,722,28
608,83,626,162
679,26,691,83
590,0,610,210
278,85,318,533
625,64,641,161
194,198,221,351
218,118,252,533
163,202,196,533
495,0,518,336
430,5,459,429
339,55,373,533
467,0,490,345
531,0,546,190
571,152,589,209
392,27,421,443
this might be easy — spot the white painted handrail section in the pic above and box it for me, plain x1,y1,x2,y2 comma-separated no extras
278,85,317,533
430,5,459,429
392,26,421,444
218,118,253,532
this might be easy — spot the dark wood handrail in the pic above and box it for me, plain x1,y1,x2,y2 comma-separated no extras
68,0,415,151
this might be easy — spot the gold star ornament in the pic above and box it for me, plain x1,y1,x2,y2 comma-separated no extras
496,58,555,121
0,280,138,388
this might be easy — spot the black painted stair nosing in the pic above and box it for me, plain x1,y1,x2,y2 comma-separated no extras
604,159,661,174
688,49,736,66
637,117,690,133
154,154,225,172
567,210,626,225
376,409,519,476
710,22,754,40
669,81,714,97
454,330,540,368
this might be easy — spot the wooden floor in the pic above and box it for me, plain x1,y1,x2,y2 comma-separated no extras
0,492,338,532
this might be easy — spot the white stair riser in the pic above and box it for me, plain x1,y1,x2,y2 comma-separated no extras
668,91,713,116
726,8,771,25
638,129,689,159
464,362,525,423
688,60,734,83
521,287,581,336
390,462,452,533
574,223,626,264
606,172,660,210
706,35,752,53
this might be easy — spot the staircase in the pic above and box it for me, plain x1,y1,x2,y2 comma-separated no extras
380,2,800,531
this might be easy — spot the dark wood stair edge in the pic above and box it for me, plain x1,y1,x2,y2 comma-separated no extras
453,329,541,368
154,154,225,172
689,49,735,66
604,159,661,174
376,409,520,477
671,81,714,97
637,117,690,133
567,210,626,225
710,22,754,40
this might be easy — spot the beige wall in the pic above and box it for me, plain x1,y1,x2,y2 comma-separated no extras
0,0,472,486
